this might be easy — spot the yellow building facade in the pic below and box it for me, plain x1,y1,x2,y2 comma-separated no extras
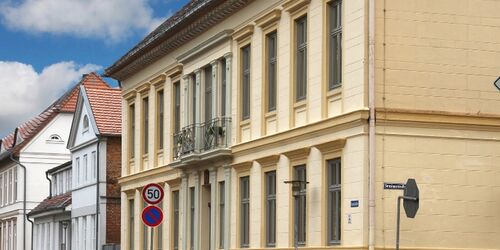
105,0,500,250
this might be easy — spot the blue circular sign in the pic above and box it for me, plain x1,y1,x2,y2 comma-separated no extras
141,205,163,227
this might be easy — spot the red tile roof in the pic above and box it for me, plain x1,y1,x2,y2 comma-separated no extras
1,72,111,155
84,85,122,136
28,192,71,216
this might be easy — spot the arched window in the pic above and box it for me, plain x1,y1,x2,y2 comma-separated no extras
83,115,89,132
47,134,63,144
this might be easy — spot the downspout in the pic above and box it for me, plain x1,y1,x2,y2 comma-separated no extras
46,172,52,198
368,0,376,250
96,137,101,250
8,128,27,250
26,213,34,250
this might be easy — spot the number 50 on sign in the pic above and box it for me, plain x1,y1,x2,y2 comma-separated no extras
142,183,164,205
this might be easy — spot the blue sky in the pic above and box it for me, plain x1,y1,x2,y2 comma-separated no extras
0,0,189,139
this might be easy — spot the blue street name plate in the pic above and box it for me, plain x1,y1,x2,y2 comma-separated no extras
351,200,359,208
384,183,406,190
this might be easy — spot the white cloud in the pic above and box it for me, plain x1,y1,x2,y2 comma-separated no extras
0,0,165,42
0,61,101,138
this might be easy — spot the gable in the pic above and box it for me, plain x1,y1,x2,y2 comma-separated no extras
67,87,99,150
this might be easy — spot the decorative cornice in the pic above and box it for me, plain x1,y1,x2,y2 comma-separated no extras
123,90,137,101
231,161,252,172
313,138,346,154
166,65,183,79
283,0,310,14
282,147,310,161
176,29,233,64
255,9,281,29
136,82,151,95
150,74,166,88
233,24,254,43
255,155,280,167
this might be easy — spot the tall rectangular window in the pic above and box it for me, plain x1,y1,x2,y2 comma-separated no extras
192,75,197,124
329,0,342,90
221,59,227,117
265,171,276,247
190,187,195,250
13,168,17,201
83,154,88,183
266,32,277,112
143,97,149,155
240,176,250,248
130,103,136,159
172,191,180,250
294,165,307,246
327,158,341,244
219,181,225,249
295,16,307,102
92,151,97,180
0,174,3,205
205,66,213,122
157,90,164,150
8,170,12,203
75,157,80,186
158,201,163,250
129,200,135,250
241,45,251,120
174,82,181,133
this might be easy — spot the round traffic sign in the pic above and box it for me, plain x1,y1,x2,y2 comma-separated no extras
142,183,164,205
141,205,164,227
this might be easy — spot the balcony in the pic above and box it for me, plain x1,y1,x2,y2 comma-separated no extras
173,117,231,164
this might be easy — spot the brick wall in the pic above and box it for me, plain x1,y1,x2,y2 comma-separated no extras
106,136,122,244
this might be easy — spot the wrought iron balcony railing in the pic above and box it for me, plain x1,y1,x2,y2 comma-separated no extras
173,117,231,160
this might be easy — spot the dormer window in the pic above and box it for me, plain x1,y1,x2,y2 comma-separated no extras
47,134,63,144
83,115,89,133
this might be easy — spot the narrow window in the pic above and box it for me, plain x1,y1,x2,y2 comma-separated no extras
92,151,97,180
158,201,163,250
241,45,251,121
157,90,164,150
129,200,135,250
174,82,181,133
221,59,227,117
219,181,225,249
295,16,308,102
240,176,250,248
266,32,277,112
0,174,3,205
327,158,341,244
83,115,89,132
143,97,149,155
329,0,342,90
129,104,136,159
205,66,213,122
8,170,12,203
172,191,180,250
192,75,197,124
294,165,307,245
190,187,195,250
13,168,17,201
83,154,88,183
75,157,80,186
265,171,276,247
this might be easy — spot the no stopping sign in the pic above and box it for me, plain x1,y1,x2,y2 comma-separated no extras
142,183,164,205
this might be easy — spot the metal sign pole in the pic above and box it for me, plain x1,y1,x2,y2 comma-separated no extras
151,227,154,250
396,196,402,250
294,195,298,250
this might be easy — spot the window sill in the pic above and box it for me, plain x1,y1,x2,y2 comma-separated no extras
240,119,251,126
265,110,277,118
294,99,307,109
327,86,342,98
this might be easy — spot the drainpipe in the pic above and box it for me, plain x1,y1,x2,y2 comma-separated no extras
368,0,376,250
26,213,34,250
95,138,101,250
46,172,52,198
8,128,27,250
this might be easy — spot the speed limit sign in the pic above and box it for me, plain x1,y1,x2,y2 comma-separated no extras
142,183,164,205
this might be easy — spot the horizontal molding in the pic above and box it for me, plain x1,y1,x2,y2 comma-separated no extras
176,29,233,64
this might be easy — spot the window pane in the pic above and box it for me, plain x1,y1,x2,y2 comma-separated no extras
130,104,135,159
267,32,277,112
265,171,276,246
205,66,213,122
158,90,164,149
295,16,307,102
221,59,227,117
143,97,149,154
129,200,135,250
328,158,341,244
174,82,181,133
329,0,342,90
192,75,197,124
240,176,250,247
241,45,251,120
173,191,179,250
219,181,225,249
294,165,307,245
190,187,195,250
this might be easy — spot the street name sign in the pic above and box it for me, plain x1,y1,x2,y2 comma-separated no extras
384,182,406,190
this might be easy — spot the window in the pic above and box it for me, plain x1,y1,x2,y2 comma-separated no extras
327,158,341,244
129,200,135,250
83,115,89,132
189,187,195,250
75,157,80,186
83,154,88,183
294,165,307,246
157,90,164,150
295,16,307,102
240,176,250,248
205,66,213,122
158,201,163,250
266,32,277,112
13,167,17,202
241,45,251,121
329,0,342,90
192,75,197,124
130,104,136,159
143,97,149,155
92,151,97,180
174,82,181,133
8,169,12,203
265,171,276,247
219,181,225,249
221,59,227,117
172,191,180,250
